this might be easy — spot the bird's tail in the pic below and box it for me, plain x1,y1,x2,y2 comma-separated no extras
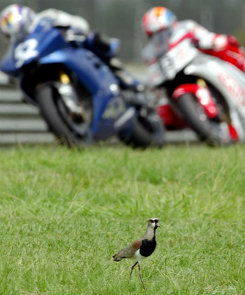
112,253,124,262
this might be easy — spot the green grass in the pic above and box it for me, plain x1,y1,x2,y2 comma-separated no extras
0,144,244,295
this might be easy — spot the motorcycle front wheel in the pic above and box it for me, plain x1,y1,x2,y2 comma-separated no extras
36,83,93,147
175,93,233,145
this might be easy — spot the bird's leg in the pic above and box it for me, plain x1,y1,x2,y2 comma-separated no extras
130,261,138,279
138,264,146,290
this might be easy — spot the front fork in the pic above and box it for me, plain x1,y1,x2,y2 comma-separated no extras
57,71,88,121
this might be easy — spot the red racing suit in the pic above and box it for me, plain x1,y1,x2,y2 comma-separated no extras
172,20,245,72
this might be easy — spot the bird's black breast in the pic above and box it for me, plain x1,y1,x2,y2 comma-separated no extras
139,238,156,257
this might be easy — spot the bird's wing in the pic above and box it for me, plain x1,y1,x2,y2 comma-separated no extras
113,239,142,260
131,239,142,251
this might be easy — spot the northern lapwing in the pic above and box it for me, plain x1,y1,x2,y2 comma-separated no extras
113,218,160,289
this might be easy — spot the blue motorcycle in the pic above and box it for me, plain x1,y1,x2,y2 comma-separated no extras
0,18,164,148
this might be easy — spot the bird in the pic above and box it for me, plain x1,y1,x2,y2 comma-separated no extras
113,218,160,289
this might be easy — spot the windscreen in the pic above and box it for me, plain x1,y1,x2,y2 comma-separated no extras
142,28,172,63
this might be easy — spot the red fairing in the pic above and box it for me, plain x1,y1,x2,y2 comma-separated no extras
157,104,187,129
172,84,218,118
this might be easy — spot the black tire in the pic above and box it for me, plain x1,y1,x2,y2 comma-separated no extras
117,110,165,148
175,93,232,145
36,84,93,147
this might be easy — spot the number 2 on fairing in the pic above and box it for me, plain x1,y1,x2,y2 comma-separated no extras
15,38,38,68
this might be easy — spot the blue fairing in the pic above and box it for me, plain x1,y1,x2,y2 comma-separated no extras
39,48,120,133
40,48,117,94
0,45,20,76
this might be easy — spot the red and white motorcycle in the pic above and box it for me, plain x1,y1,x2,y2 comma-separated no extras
143,29,245,145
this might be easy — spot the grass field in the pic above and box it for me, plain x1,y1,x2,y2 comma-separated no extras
0,143,244,295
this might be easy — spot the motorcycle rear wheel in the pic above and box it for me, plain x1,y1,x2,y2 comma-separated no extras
117,109,165,148
175,93,233,145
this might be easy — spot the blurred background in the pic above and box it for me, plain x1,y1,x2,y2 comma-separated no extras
0,0,244,63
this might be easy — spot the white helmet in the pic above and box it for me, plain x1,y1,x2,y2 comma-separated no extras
0,4,36,41
142,7,177,37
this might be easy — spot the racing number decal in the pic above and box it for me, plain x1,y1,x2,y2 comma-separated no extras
15,38,38,68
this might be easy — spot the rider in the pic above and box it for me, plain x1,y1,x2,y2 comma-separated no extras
0,5,90,41
0,4,142,90
141,6,245,72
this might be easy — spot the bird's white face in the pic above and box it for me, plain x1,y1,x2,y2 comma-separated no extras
148,218,160,229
